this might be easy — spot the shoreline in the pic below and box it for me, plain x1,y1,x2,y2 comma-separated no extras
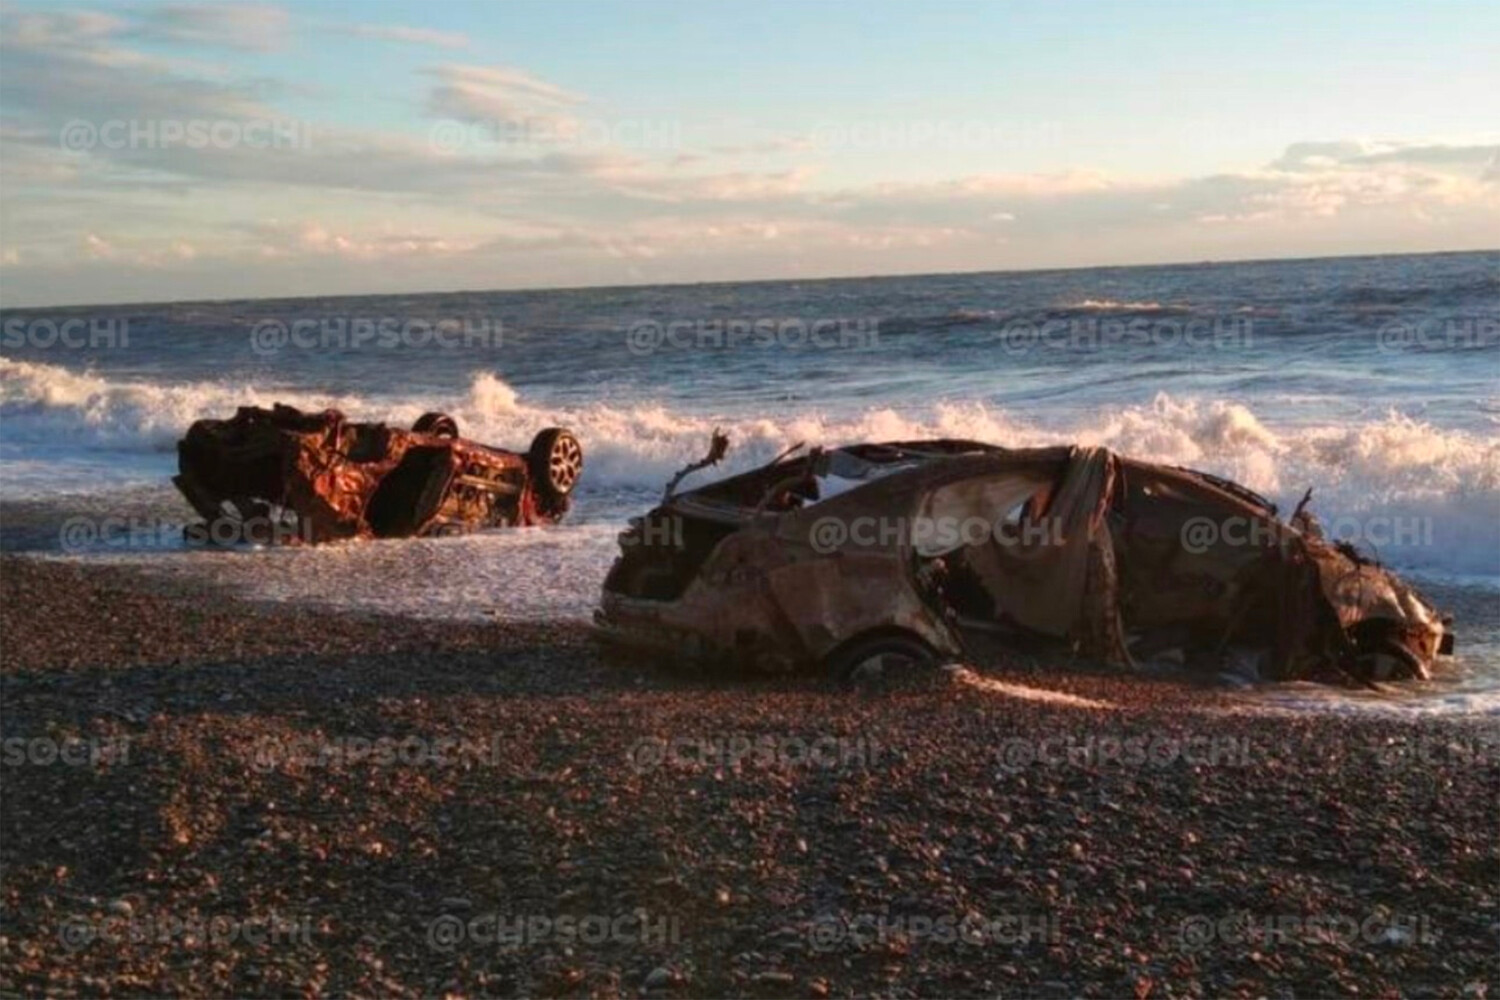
2,555,1496,996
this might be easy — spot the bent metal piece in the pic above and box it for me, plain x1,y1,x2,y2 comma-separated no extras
597,435,1452,687
174,404,581,544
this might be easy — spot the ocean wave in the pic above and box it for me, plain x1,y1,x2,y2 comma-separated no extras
1059,299,1194,315
874,301,1198,337
0,357,369,452
4,357,1497,575
867,310,1009,337
1334,274,1500,308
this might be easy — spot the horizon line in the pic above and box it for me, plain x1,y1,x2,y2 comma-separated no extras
2,246,1496,314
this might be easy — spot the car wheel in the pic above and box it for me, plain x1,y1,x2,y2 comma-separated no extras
413,412,459,438
827,632,941,690
529,427,584,500
1355,640,1427,682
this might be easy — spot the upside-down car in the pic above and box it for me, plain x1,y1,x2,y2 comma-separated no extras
175,405,582,544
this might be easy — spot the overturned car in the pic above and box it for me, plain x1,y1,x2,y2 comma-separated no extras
597,438,1452,686
175,404,582,544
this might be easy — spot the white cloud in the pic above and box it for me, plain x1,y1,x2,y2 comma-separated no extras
133,4,290,51
3,10,127,48
83,233,114,259
420,64,591,147
711,136,816,156
1,5,1495,304
250,219,483,260
424,64,583,122
0,6,275,126
346,24,470,50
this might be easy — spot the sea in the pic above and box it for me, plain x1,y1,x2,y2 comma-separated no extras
2,250,1497,715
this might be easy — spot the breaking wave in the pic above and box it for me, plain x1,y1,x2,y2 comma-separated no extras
1061,299,1189,314
4,357,1496,577
0,357,370,451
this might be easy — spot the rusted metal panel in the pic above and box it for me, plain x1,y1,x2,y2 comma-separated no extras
598,435,1452,686
174,404,581,544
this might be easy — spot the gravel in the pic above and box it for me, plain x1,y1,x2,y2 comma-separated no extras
2,555,1496,997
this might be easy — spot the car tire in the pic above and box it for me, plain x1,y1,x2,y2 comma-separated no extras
413,412,459,438
1356,640,1426,682
528,427,584,500
826,632,941,690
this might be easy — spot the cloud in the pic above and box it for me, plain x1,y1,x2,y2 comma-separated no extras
344,23,470,50
602,166,819,203
808,141,1500,235
0,9,640,204
132,4,290,51
711,136,816,156
248,219,484,260
420,64,593,148
424,64,583,121
83,233,114,259
1272,139,1500,173
0,6,273,125
1,5,1495,304
2,9,127,48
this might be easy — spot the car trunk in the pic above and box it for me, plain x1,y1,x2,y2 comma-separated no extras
602,506,742,601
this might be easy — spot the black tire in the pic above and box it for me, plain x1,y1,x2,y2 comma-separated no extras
1356,640,1426,682
413,412,459,438
528,427,584,500
826,632,941,690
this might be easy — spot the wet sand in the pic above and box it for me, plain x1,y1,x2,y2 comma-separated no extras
1,555,1495,997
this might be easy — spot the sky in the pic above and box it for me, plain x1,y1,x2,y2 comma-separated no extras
1,0,1497,307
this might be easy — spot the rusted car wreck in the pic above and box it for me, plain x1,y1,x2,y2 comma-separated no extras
175,405,582,544
597,437,1452,686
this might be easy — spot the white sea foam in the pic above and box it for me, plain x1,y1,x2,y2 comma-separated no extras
7,358,1495,577
53,523,623,623
12,354,1495,717
1065,299,1180,313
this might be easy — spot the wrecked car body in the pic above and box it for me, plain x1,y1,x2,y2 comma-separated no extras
596,438,1452,686
175,404,582,544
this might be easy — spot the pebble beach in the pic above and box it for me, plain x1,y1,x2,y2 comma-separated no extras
2,556,1495,997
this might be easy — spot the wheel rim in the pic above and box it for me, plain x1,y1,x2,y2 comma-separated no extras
548,435,583,493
